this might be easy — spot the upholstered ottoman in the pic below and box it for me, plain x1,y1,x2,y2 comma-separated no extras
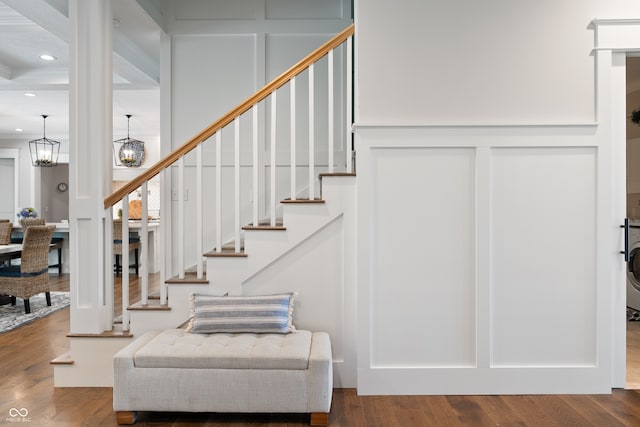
113,329,333,425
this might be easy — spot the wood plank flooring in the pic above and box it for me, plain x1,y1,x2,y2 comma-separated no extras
628,321,640,388
3,274,640,426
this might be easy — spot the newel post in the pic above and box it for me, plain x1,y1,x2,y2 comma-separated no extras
68,0,113,333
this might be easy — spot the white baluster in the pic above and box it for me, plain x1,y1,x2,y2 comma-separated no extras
159,169,167,305
234,117,241,253
216,132,222,253
252,105,259,226
270,92,277,227
346,36,353,173
309,63,315,199
196,144,203,278
105,210,113,330
141,182,149,304
328,49,334,173
290,77,297,200
178,156,185,279
122,195,130,330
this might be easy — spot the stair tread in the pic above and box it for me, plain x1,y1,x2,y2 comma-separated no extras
50,351,74,365
203,248,248,257
281,198,325,204
66,329,133,338
319,172,356,178
242,223,286,231
128,301,171,311
166,272,209,284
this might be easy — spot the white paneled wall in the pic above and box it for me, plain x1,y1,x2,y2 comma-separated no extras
370,148,476,367
356,126,609,394
490,147,597,366
166,0,352,271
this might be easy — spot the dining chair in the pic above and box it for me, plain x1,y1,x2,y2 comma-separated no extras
0,220,12,245
113,219,140,275
0,225,56,313
0,221,13,266
14,218,63,274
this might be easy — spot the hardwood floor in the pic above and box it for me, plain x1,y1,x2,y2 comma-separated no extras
628,321,640,388
4,275,640,426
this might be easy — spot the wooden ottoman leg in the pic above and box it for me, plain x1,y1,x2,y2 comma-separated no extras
116,411,137,425
310,412,329,426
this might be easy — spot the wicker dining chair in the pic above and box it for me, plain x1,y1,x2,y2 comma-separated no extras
0,221,13,266
0,220,12,245
113,219,140,275
0,225,56,313
12,218,64,274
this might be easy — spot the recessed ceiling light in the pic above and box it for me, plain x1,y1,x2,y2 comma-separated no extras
39,54,56,61
24,92,36,97
15,128,23,132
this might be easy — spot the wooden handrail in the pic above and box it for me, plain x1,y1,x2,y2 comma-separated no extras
105,23,354,208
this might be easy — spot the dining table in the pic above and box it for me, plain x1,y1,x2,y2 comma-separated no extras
0,244,22,305
0,243,22,257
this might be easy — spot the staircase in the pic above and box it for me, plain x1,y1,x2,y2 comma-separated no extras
129,172,355,338
54,24,356,388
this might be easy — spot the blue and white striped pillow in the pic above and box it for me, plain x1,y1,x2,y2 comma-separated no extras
186,293,296,334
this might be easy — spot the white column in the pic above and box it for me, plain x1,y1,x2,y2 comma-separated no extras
68,0,112,334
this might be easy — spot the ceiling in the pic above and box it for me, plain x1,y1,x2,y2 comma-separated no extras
0,0,161,143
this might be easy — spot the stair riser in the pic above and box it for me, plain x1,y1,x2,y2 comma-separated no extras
129,283,209,335
54,338,132,387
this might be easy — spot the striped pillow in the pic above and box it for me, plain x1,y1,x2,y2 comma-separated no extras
186,293,296,334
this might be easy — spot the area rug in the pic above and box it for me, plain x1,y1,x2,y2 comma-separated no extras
0,292,69,333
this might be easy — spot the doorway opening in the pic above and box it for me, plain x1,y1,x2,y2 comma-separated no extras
626,56,640,389
39,163,69,222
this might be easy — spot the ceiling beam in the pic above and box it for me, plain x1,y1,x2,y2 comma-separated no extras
2,0,68,41
3,0,159,85
113,31,159,84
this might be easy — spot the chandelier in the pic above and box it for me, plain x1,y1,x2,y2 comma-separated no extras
113,114,145,167
29,115,60,167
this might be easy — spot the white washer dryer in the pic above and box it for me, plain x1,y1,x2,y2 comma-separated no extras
627,220,640,311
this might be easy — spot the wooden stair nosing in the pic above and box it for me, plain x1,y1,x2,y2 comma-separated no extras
281,198,325,204
242,224,286,231
319,172,356,178
165,275,209,284
50,351,74,365
127,302,171,311
66,330,133,338
203,250,248,258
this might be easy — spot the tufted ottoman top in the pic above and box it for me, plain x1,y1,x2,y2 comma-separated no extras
133,329,312,370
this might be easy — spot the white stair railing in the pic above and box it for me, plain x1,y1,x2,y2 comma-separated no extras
103,25,354,331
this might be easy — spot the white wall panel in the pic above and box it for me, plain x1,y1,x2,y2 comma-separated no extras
370,147,476,367
172,35,256,146
173,0,260,20
266,0,344,20
490,147,597,366
266,34,345,166
357,125,611,394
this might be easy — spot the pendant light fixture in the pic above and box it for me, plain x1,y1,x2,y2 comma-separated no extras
29,115,60,167
113,114,145,167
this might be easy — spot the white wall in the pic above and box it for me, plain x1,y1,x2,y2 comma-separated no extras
0,140,49,214
165,0,352,273
356,0,640,124
354,1,639,394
